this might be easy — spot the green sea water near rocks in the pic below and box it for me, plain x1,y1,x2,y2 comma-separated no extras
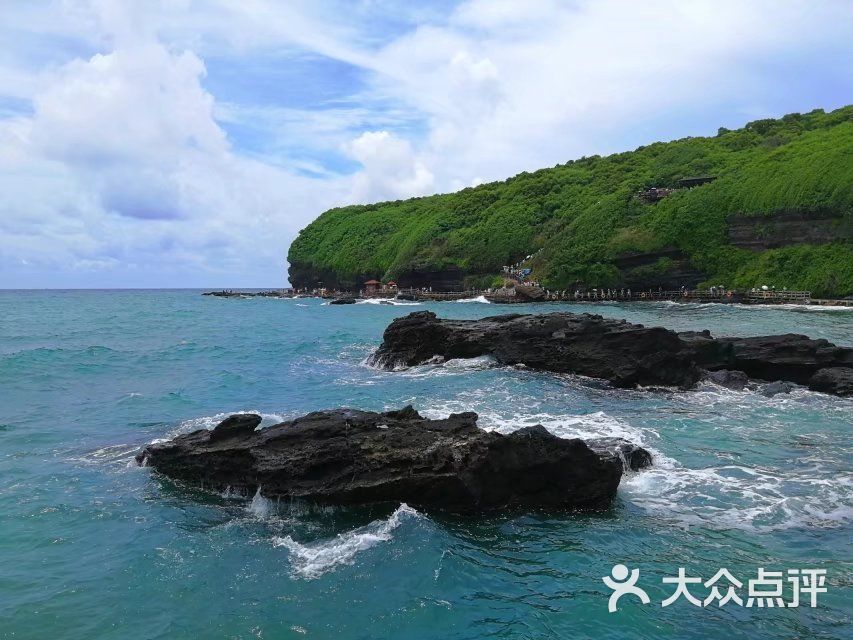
1,290,851,639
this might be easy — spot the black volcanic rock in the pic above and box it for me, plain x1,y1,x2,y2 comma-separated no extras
210,413,262,441
370,311,853,395
703,369,749,390
329,298,357,305
370,311,701,388
809,367,853,397
758,381,797,397
682,332,853,385
586,437,653,471
137,407,650,513
514,284,548,301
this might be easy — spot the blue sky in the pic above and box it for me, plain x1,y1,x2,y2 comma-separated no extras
0,0,851,288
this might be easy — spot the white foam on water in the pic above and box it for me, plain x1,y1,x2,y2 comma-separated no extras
151,410,287,443
454,295,491,303
621,461,853,532
356,298,422,306
396,355,499,378
734,303,853,312
680,381,853,418
421,403,657,449
220,485,247,500
272,503,419,579
78,443,141,464
651,300,852,312
421,401,852,532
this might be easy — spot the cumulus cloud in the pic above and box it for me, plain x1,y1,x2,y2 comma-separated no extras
344,131,434,202
0,29,345,286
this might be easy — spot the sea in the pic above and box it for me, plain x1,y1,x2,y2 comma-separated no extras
1,289,851,639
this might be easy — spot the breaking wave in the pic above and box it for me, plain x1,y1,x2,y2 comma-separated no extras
422,399,853,532
149,411,286,444
272,504,420,579
356,298,422,306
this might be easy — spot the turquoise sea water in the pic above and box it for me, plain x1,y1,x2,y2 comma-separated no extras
1,290,851,639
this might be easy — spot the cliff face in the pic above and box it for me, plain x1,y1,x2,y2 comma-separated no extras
612,248,706,290
726,209,851,251
287,106,853,296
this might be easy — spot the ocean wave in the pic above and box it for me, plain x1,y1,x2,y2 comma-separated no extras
420,403,656,446
149,410,287,443
454,295,491,303
682,381,853,416
395,355,499,377
621,461,853,532
272,504,420,579
421,401,852,532
73,443,144,468
355,298,422,306
652,300,852,312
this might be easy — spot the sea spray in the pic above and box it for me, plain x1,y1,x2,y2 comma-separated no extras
273,504,420,579
249,486,275,518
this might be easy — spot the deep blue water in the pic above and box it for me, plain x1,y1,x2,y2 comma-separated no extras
1,290,851,639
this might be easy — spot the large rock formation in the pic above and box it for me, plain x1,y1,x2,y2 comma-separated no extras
808,367,853,397
514,284,549,302
678,331,853,385
371,311,853,395
137,407,651,513
370,311,701,388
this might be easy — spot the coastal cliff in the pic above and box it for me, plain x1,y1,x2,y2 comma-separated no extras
288,106,853,296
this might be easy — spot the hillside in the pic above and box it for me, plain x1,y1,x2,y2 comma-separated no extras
288,106,853,297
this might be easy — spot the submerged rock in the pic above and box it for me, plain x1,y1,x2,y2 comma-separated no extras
759,381,798,397
329,298,357,305
137,407,651,513
808,367,853,397
703,369,749,390
370,311,853,395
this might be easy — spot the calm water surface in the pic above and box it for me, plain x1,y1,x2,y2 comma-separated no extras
1,290,851,639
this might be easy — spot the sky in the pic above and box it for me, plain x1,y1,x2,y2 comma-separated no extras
0,0,851,288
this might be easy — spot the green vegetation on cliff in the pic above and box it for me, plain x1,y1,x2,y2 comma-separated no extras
288,106,853,296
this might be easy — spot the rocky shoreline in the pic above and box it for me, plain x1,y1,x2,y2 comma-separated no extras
371,311,853,396
137,310,850,514
137,407,651,513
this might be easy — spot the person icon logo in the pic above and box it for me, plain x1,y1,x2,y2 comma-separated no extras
603,564,650,612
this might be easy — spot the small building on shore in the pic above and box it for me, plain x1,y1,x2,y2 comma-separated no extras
363,279,381,295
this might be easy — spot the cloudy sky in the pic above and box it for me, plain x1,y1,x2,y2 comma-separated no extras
1,0,850,288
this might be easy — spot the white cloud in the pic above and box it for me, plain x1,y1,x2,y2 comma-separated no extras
0,32,346,286
344,130,434,202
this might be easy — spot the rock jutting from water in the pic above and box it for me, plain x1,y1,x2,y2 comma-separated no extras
136,406,652,513
370,311,853,395
808,367,853,397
